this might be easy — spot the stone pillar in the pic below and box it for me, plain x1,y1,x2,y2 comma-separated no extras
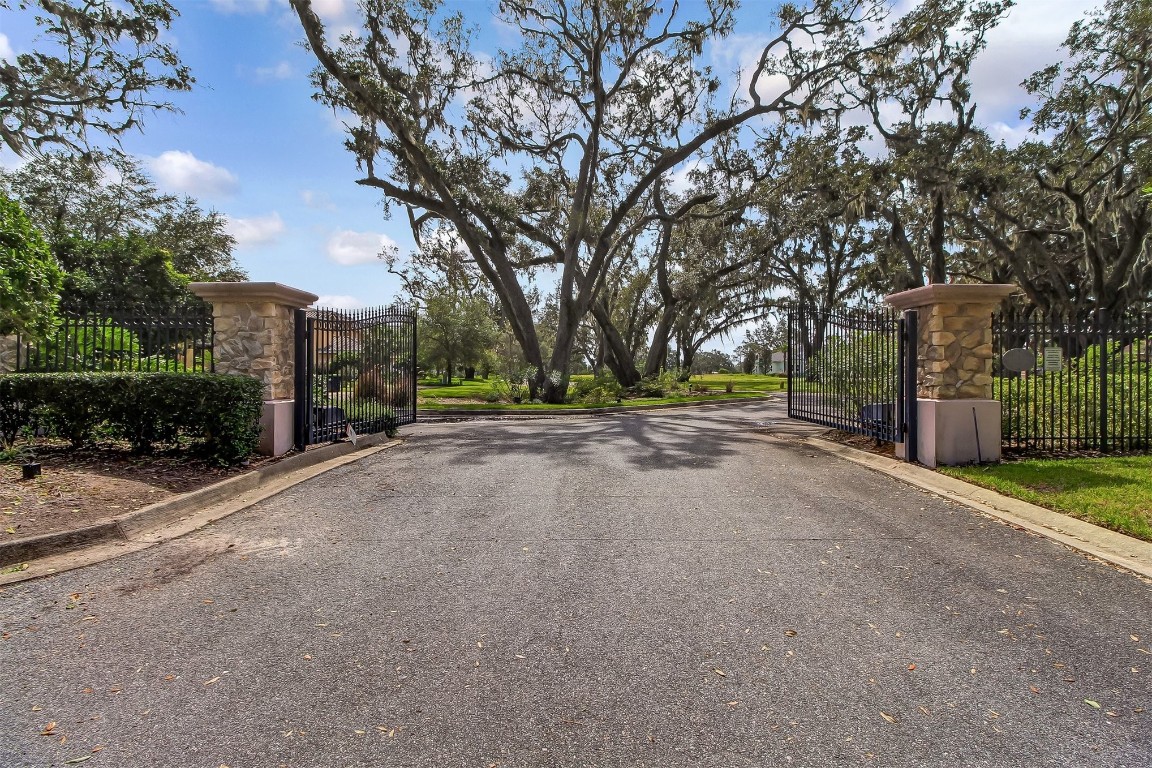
189,282,318,456
885,284,1016,468
0,335,20,374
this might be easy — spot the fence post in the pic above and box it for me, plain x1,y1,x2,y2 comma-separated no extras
885,284,1016,468
189,282,319,456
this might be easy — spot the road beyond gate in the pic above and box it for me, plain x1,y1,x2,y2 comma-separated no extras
1,402,1148,767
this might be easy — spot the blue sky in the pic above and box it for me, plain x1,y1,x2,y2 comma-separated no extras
0,0,1095,314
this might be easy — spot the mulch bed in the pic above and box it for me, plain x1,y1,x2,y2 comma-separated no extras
1,440,277,543
817,429,898,458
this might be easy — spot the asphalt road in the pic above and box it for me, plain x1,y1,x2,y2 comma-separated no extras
1,402,1149,768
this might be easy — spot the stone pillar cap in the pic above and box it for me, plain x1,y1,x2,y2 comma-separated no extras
884,283,1017,311
189,281,319,309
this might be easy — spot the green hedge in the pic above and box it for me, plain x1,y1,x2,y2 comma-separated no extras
996,356,1152,450
0,372,263,465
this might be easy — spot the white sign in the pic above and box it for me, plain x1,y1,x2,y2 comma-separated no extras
1043,346,1063,372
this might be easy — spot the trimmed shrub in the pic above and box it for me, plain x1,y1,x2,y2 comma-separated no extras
569,373,623,404
0,372,263,464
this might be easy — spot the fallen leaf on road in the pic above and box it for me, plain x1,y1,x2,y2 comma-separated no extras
40,722,56,736
203,677,220,686
784,630,797,637
1085,699,1101,709
1030,686,1040,694
907,664,916,671
880,712,898,724
63,757,91,765
713,669,726,677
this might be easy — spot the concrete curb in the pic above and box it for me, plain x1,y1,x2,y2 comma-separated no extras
800,436,1152,581
422,394,777,419
0,432,402,583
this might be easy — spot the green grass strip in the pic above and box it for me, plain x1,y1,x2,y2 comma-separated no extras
418,392,773,411
940,456,1152,542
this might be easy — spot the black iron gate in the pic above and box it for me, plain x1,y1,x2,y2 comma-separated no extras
293,305,417,449
786,306,918,460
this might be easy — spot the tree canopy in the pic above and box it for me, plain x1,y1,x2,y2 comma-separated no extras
293,0,960,401
299,0,1151,387
0,152,244,308
0,0,193,157
0,192,62,337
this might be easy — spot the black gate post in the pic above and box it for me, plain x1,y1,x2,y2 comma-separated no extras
293,308,309,451
902,310,919,464
786,309,793,414
1098,311,1109,453
411,306,418,422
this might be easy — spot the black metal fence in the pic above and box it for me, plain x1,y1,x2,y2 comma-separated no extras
995,313,1152,453
294,305,417,448
12,303,214,373
787,306,916,450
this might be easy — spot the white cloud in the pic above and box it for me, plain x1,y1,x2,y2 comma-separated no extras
969,0,1095,123
986,121,1034,148
300,189,337,210
146,150,238,197
326,230,397,265
315,294,367,310
0,33,14,61
208,0,271,14
312,0,349,20
226,212,285,247
254,61,293,81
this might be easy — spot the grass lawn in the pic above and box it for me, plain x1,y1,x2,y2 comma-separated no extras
418,391,773,411
940,456,1152,542
690,373,785,392
418,373,786,401
417,378,492,399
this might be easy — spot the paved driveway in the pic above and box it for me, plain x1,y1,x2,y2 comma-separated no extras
1,402,1149,767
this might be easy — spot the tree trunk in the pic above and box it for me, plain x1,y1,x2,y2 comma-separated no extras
463,366,475,380
590,300,642,387
643,303,678,378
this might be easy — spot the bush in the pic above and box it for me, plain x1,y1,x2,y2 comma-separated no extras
570,373,623,404
631,370,688,398
996,342,1152,449
0,372,263,465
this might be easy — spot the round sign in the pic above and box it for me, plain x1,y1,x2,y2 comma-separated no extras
1001,347,1036,373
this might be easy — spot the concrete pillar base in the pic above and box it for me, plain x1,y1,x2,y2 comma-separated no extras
914,398,1001,468
259,399,296,456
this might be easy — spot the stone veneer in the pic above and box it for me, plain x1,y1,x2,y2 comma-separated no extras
189,282,318,401
0,335,19,374
885,284,1017,400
